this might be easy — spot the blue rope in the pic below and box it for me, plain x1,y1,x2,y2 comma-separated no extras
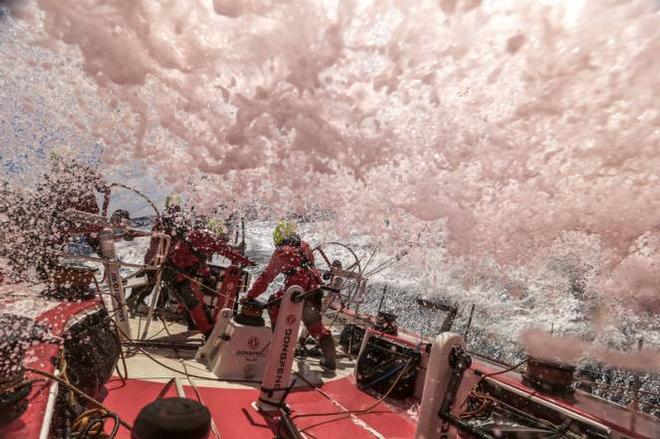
367,363,407,387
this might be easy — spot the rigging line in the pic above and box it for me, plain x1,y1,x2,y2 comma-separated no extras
136,314,142,344
323,302,346,333
330,277,360,309
103,304,134,322
362,249,410,278
362,260,398,278
143,311,180,341
113,324,261,384
118,268,147,282
109,182,160,218
458,390,498,419
112,322,129,383
345,245,369,276
159,309,180,342
360,247,379,278
291,358,413,420
475,389,584,439
140,268,239,329
298,410,393,434
328,307,379,329
335,254,403,296
25,367,133,431
326,278,363,303
125,203,155,217
289,368,387,437
92,275,109,314
86,414,120,439
164,266,239,303
180,360,222,439
457,359,529,412
476,359,528,384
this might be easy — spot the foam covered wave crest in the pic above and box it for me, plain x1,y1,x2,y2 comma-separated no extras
2,1,659,340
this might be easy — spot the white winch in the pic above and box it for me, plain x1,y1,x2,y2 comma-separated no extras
196,306,272,381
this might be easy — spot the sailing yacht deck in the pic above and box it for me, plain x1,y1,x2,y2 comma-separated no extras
103,317,418,438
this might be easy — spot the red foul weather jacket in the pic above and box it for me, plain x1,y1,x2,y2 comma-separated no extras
246,240,322,301
167,229,252,280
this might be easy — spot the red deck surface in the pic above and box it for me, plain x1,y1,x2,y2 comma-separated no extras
320,378,417,438
102,376,417,438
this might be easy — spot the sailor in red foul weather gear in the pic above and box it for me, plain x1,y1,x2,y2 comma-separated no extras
244,221,336,371
34,154,111,278
165,227,252,336
133,195,252,335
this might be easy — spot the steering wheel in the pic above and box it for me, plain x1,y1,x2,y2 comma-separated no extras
313,242,365,306
102,182,161,234
314,241,361,275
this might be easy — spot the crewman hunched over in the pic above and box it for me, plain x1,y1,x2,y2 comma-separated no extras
243,221,336,371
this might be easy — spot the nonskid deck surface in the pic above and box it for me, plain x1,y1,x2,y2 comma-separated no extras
103,376,417,439
103,317,417,438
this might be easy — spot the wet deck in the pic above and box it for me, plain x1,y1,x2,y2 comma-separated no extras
102,317,417,438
